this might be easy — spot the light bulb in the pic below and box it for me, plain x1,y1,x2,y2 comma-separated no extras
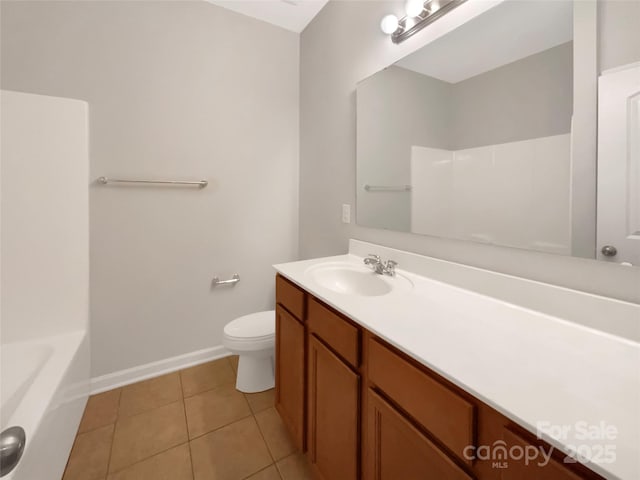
380,14,399,35
405,0,424,17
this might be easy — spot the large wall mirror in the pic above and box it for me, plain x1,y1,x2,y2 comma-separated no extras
357,0,639,265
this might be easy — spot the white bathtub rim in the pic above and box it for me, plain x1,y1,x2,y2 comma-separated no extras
90,345,230,394
0,330,88,473
0,342,54,427
1,330,86,427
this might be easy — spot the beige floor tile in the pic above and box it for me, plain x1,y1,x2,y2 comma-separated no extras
184,384,251,439
119,372,182,417
245,465,282,480
63,424,114,480
190,416,272,480
228,355,239,373
106,444,192,480
109,400,188,472
78,388,121,433
255,407,295,461
180,357,235,397
245,388,275,414
276,453,313,480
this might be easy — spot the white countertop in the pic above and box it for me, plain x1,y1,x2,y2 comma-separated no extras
274,251,640,480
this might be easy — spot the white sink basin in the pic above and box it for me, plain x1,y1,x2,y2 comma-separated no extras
306,262,413,297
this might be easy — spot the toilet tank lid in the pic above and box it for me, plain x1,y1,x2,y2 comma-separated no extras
224,310,275,339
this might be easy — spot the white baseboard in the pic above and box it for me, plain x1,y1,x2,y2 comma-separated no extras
90,345,231,394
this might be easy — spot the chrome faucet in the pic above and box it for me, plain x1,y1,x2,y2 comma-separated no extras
363,254,398,276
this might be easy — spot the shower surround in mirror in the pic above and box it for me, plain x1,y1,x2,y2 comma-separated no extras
356,0,580,256
411,134,571,254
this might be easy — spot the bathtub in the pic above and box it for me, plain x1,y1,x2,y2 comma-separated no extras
0,331,90,480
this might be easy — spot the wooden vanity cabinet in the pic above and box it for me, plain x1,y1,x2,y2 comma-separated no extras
274,276,605,480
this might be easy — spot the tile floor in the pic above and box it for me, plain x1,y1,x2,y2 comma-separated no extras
64,356,313,480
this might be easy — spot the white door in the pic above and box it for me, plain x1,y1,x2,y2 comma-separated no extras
597,63,640,265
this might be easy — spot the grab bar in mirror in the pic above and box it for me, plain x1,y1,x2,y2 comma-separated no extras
364,184,412,192
97,177,208,188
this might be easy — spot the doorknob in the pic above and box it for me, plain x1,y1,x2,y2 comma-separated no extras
601,245,618,257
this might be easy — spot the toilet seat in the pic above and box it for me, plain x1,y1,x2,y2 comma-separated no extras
223,310,274,339
223,310,275,352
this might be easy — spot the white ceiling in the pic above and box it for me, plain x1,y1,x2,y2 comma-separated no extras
396,0,573,83
205,0,329,33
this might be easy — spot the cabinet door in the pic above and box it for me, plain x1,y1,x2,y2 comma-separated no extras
500,429,584,480
275,305,305,450
308,335,359,480
365,389,472,480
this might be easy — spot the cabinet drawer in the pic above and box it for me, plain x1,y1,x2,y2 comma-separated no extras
500,428,585,480
308,298,359,368
366,389,472,480
276,274,305,320
368,338,475,462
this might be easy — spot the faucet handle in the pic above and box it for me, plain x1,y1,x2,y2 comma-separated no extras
384,260,398,276
364,254,381,268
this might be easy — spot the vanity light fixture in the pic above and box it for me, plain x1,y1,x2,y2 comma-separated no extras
380,0,467,44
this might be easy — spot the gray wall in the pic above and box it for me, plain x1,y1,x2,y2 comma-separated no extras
453,41,573,150
300,0,640,304
357,66,452,231
1,1,300,377
598,0,640,71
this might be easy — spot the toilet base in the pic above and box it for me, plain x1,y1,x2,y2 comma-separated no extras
236,354,274,393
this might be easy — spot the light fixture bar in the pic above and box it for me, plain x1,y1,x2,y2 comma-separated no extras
391,0,467,44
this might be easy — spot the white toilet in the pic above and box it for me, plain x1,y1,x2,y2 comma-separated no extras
223,310,275,393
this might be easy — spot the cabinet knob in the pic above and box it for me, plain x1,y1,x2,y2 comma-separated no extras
601,245,618,257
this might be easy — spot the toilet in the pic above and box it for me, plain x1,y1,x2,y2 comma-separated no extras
223,310,275,393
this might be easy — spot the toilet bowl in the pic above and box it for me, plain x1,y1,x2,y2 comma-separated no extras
223,310,275,393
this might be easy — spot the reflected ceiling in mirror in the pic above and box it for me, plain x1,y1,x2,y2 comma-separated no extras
357,0,576,256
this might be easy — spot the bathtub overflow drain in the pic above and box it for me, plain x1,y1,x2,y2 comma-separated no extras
0,426,26,477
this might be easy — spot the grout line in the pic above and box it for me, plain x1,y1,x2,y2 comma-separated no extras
180,355,238,399
254,410,277,464
178,373,196,480
178,373,192,440
186,442,196,480
107,442,191,476
105,388,122,475
274,458,285,479
79,359,257,477
182,379,237,401
106,399,187,474
178,369,187,398
187,412,254,442
116,374,185,419
106,392,187,475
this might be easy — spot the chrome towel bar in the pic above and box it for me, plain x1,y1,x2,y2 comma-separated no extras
364,184,412,192
97,176,208,188
212,274,240,286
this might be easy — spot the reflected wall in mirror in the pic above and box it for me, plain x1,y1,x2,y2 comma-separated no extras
357,0,582,257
